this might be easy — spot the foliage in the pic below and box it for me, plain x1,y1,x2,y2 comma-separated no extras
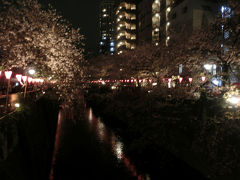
86,55,123,80
179,0,240,85
86,1,240,96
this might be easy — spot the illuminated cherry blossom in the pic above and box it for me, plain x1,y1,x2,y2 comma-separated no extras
0,0,85,98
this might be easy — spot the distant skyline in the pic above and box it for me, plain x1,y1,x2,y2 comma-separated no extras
39,0,101,54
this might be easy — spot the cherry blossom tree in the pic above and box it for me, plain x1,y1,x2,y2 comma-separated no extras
175,0,240,87
86,54,124,81
0,0,85,98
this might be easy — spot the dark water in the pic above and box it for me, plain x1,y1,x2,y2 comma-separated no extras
49,107,148,180
49,105,208,180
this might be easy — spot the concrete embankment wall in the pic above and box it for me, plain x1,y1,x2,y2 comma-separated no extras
0,114,18,162
0,96,59,180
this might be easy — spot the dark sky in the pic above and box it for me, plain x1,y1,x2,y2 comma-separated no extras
39,0,101,54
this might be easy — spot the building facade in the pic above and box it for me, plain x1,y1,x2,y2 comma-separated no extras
98,0,219,55
99,0,116,54
137,0,152,43
115,0,137,54
138,0,218,46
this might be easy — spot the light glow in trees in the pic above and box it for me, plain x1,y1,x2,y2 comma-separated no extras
0,0,85,98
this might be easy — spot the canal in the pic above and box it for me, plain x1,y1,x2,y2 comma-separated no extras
50,106,146,180
49,103,207,180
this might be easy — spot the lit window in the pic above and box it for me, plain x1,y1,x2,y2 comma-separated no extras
100,42,104,45
118,42,123,47
221,6,225,13
110,47,115,52
167,22,170,26
103,14,107,17
125,3,130,9
224,46,229,53
221,6,232,18
179,64,183,74
131,35,136,40
131,25,136,30
155,28,159,32
131,5,136,10
224,31,229,39
155,13,160,17
118,50,123,55
126,23,131,29
166,7,171,12
131,15,136,20
102,9,106,12
110,42,114,46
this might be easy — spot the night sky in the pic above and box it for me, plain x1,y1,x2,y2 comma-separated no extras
39,0,101,54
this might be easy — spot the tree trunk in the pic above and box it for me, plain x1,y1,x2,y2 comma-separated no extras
222,62,230,86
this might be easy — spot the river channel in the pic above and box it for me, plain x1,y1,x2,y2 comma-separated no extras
49,102,207,180
49,105,148,180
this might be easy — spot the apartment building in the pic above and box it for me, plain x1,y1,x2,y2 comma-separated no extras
138,0,218,46
115,0,137,54
99,0,116,54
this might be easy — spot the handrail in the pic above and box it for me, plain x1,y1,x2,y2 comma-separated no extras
0,111,15,120
0,90,41,99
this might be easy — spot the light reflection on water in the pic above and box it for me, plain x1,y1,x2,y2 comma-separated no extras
89,108,93,122
97,118,105,142
49,109,63,180
87,108,150,180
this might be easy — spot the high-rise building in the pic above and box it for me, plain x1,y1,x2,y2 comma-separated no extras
137,0,152,43
115,0,137,55
138,0,218,46
99,0,116,54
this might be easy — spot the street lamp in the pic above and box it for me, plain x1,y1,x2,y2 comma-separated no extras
15,103,20,108
28,69,35,75
22,76,27,83
16,74,22,82
28,77,33,83
227,96,240,105
188,77,193,83
179,77,183,83
4,71,12,112
201,76,206,82
168,78,172,88
5,71,12,79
